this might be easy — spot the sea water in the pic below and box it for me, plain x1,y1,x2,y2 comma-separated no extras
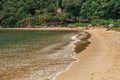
0,29,78,80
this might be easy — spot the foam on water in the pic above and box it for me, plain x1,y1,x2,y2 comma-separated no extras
50,34,80,80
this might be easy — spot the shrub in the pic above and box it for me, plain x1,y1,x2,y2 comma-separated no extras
73,23,89,27
116,19,120,27
90,19,110,26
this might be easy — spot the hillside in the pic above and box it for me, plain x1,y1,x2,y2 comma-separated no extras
0,0,120,27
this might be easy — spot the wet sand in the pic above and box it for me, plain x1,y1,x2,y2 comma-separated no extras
55,28,120,80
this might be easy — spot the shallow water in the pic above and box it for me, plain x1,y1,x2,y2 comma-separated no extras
0,30,77,80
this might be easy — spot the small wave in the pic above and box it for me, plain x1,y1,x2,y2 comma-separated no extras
50,34,80,80
51,32,91,80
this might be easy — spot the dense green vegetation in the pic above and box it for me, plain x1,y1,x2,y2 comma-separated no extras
0,0,120,27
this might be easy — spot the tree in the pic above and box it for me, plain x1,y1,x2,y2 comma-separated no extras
0,0,120,27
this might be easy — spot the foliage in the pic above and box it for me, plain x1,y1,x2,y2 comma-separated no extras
0,0,120,27
90,19,120,27
116,19,120,27
90,19,110,26
73,23,89,27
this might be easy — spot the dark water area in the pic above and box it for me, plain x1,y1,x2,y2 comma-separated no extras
0,30,77,80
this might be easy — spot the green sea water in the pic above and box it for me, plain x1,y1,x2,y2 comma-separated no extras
0,29,77,80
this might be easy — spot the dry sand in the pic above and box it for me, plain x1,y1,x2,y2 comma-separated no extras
0,27,79,31
55,28,120,80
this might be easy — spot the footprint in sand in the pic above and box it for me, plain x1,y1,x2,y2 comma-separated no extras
90,73,95,80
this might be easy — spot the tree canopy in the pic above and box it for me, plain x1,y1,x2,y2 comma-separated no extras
0,0,120,27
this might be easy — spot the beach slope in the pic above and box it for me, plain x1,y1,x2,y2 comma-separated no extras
55,29,120,80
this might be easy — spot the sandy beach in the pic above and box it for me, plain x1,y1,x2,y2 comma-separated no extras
55,28,120,80
0,27,79,31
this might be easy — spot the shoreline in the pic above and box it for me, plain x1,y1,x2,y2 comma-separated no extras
55,28,120,80
51,34,80,80
52,31,91,80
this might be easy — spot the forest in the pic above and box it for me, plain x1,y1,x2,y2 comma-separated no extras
0,0,120,27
